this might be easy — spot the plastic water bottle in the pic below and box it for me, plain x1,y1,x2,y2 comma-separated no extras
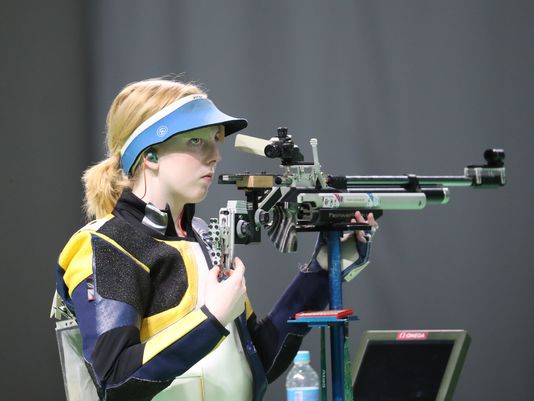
286,350,320,401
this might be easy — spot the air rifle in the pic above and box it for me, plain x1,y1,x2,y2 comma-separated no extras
208,127,506,275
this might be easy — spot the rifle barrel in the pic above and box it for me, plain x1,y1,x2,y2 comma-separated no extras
346,188,450,204
329,175,473,188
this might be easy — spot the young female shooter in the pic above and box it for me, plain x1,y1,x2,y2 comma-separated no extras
55,78,376,401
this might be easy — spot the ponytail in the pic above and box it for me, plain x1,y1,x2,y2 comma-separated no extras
82,154,130,220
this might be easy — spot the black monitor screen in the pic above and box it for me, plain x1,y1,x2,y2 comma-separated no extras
353,340,454,401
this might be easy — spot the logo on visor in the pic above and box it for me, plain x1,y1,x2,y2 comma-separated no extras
156,125,168,138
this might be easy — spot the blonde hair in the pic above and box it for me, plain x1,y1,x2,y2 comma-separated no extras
83,78,205,220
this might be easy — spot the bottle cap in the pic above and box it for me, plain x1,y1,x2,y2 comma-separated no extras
294,350,310,363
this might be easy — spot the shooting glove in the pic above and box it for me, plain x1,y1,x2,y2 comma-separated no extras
303,227,377,282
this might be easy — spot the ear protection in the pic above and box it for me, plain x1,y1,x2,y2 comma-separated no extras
145,149,158,163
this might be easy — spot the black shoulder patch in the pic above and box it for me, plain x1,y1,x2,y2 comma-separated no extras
146,245,189,317
98,217,166,267
95,217,189,317
92,235,151,315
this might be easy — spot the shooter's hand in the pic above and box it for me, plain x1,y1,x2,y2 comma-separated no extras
312,211,378,282
204,257,247,327
353,211,377,243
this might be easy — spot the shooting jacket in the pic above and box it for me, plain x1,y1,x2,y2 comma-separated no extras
55,189,330,401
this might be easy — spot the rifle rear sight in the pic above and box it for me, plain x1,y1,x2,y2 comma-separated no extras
263,127,304,165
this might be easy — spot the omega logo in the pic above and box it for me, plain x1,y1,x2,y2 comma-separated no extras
396,331,429,341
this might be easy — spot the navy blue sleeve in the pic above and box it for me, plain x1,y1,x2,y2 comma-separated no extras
247,263,329,382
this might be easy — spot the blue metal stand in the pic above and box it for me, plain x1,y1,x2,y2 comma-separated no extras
328,231,345,401
288,230,354,401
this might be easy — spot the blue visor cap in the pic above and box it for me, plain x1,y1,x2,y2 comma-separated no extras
120,95,247,174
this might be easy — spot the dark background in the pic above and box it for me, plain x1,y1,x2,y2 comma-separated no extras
1,1,532,400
